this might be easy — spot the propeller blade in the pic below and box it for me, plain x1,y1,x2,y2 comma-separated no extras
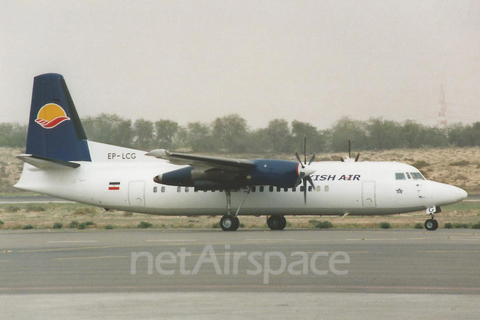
303,179,307,204
355,152,360,162
348,139,351,159
296,172,305,186
295,152,304,168
306,176,315,189
308,153,315,165
303,136,307,165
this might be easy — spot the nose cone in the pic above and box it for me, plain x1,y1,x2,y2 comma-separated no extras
452,186,468,202
153,175,163,184
297,163,316,177
303,165,316,177
430,182,468,206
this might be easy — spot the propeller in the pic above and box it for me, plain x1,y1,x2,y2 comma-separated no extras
340,139,360,162
296,136,316,204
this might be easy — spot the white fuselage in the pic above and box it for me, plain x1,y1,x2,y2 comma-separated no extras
15,142,467,217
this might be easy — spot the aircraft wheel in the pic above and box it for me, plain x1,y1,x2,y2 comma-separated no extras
425,219,438,231
267,215,286,231
220,215,239,231
279,216,287,230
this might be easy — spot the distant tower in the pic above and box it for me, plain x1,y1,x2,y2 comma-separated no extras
438,86,447,127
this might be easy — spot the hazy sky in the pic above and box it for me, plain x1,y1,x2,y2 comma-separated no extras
1,0,479,129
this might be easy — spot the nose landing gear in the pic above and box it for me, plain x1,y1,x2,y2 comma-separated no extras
424,206,441,231
424,218,438,231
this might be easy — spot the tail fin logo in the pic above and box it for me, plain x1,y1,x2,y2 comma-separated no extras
35,103,70,129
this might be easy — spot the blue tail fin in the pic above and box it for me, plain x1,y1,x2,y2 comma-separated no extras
26,73,91,162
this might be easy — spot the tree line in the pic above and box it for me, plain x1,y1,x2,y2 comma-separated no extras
2,114,480,153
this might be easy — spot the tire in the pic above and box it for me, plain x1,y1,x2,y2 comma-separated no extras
232,216,240,231
425,219,437,231
220,215,239,231
267,215,286,231
279,216,287,230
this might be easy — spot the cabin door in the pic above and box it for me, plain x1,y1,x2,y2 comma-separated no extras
129,181,145,207
362,181,376,208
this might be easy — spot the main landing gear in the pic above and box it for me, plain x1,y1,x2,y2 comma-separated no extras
219,188,287,231
267,215,287,231
220,188,250,232
220,214,288,231
424,206,441,231
220,215,240,231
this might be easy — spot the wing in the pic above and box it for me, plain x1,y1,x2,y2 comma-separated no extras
146,149,255,171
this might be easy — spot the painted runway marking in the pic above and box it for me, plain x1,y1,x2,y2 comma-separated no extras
244,239,295,241
145,239,197,242
56,256,129,260
418,250,480,253
303,251,369,254
2,284,480,293
48,241,98,243
345,238,399,241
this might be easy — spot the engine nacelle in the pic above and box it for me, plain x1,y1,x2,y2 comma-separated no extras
154,167,194,186
249,160,299,188
153,160,302,189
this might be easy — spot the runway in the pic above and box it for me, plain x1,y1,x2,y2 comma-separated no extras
1,229,480,319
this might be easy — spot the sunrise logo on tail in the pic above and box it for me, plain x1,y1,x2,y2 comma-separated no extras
35,103,70,129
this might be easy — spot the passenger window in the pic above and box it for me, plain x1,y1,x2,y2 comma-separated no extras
324,186,329,192
252,186,256,192
177,187,181,193
277,187,281,192
161,186,165,193
316,186,321,192
185,187,189,193
300,186,305,192
260,186,264,192
284,188,288,192
395,173,406,180
269,186,274,192
153,186,157,193
308,186,313,192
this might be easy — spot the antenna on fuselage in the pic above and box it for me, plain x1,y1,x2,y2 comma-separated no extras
341,139,360,162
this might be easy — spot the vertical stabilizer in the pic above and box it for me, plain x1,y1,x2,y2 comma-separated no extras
26,73,91,162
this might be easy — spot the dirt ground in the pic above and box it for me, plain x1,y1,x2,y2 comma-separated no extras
0,201,478,230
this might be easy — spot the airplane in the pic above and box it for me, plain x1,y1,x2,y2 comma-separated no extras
15,73,468,231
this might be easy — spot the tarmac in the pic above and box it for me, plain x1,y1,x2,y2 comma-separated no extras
1,229,480,319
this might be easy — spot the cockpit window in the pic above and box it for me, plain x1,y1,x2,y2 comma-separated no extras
410,172,425,180
395,173,406,180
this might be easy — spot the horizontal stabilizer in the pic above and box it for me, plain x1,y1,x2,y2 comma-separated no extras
17,154,80,170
